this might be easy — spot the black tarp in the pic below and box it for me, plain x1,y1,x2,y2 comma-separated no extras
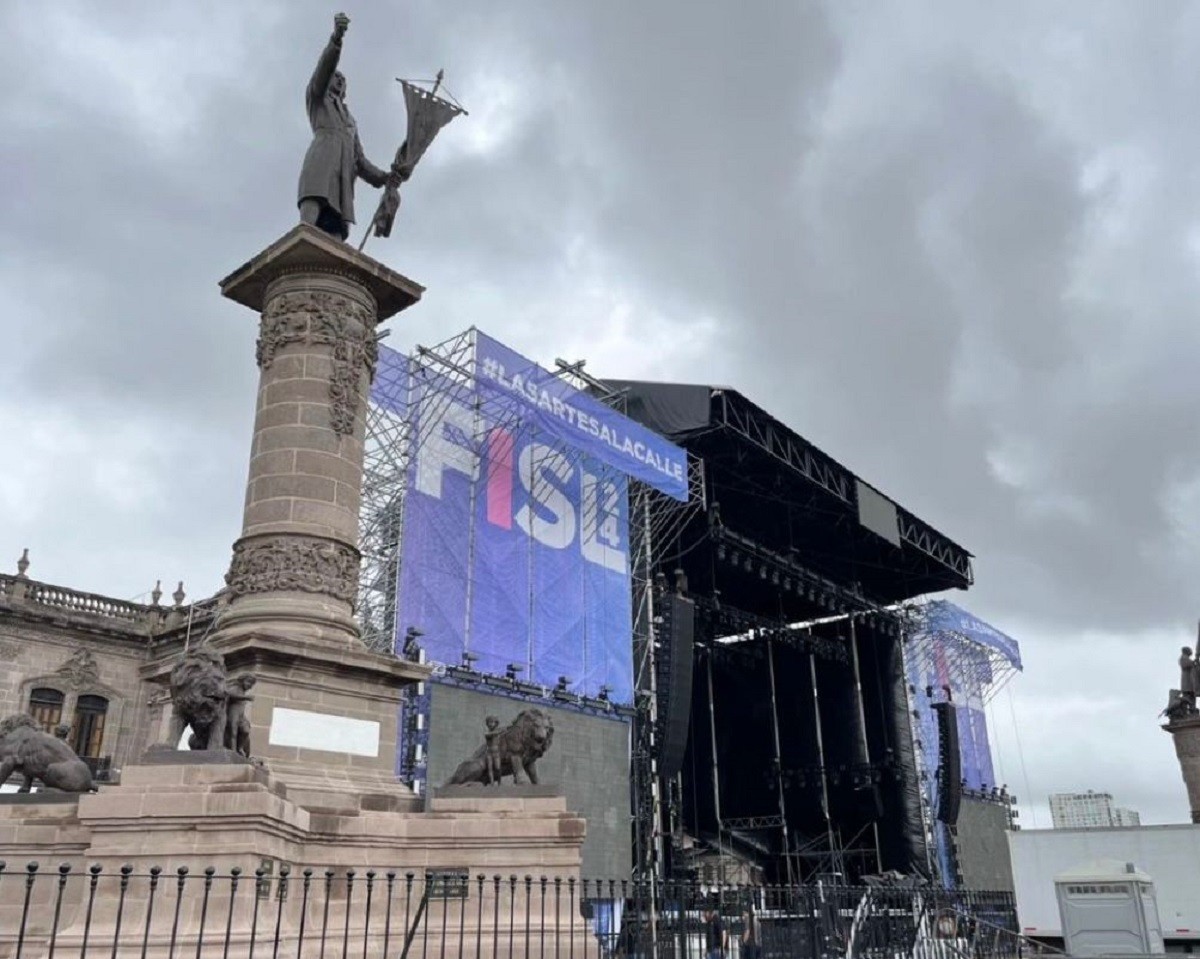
603,380,714,435
888,638,932,880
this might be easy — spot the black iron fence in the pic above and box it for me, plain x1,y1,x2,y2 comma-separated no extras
0,862,1033,959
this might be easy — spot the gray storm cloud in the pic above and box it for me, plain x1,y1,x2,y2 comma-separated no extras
2,0,1198,823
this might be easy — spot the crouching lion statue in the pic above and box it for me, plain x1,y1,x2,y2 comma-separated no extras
445,708,554,786
0,714,96,793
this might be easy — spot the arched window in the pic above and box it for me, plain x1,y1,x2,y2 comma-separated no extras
71,694,108,759
28,687,64,734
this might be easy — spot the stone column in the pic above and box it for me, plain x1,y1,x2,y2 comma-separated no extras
1165,715,1200,823
199,224,428,811
218,225,421,645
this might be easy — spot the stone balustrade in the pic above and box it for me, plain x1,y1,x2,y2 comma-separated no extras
0,573,225,639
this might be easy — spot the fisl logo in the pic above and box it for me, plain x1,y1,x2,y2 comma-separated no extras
414,395,628,574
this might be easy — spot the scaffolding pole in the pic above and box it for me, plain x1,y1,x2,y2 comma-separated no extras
765,637,794,884
848,619,883,873
706,650,724,882
807,630,836,860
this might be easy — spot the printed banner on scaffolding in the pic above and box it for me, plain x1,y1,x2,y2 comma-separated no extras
370,330,687,705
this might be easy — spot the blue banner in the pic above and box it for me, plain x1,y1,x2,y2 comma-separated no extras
475,332,689,502
369,332,678,705
922,600,1022,670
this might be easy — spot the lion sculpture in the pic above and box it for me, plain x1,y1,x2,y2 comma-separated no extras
445,708,554,786
0,714,96,793
169,645,230,751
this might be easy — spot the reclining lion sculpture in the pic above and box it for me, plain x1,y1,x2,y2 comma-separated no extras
0,714,96,793
445,708,554,786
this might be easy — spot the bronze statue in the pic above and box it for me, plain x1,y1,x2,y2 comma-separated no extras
298,13,404,240
1181,645,1198,710
483,715,501,785
167,645,258,757
0,715,96,793
224,674,256,758
445,709,554,786
169,646,230,751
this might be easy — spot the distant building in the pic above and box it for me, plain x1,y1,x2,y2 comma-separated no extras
1113,807,1142,827
1049,791,1141,829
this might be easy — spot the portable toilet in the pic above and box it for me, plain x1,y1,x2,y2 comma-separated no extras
1054,859,1165,956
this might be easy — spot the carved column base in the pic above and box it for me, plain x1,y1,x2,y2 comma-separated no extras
220,532,361,645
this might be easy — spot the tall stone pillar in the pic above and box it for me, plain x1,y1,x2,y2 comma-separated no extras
203,224,428,812
1164,715,1200,823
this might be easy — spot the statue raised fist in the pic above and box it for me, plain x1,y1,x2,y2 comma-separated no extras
333,12,350,40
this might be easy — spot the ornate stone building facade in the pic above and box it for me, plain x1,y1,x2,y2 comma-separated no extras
0,557,225,783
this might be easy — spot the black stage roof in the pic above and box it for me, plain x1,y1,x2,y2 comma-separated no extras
607,380,973,605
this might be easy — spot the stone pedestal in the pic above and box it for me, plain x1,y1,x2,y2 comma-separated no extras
202,226,428,809
1165,715,1200,823
0,763,586,959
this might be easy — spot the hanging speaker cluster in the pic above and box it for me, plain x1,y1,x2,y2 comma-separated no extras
656,590,695,779
932,701,962,825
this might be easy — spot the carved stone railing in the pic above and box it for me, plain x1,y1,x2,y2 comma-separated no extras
23,581,146,622
0,574,225,640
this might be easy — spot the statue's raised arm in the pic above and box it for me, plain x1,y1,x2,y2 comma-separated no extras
308,13,348,107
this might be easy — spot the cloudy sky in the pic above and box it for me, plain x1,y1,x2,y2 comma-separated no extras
4,0,1200,827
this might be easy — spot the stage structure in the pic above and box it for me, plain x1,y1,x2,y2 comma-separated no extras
905,600,1022,889
604,381,975,885
357,328,704,875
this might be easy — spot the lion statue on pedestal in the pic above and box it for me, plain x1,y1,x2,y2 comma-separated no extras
168,646,229,751
445,708,554,786
0,714,96,793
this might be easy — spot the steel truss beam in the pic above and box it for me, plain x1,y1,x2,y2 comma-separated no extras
713,390,973,586
715,391,851,503
721,815,785,832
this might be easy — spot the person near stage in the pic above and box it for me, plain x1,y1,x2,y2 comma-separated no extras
741,909,761,959
704,908,727,959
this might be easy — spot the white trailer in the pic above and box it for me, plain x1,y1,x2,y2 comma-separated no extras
1008,825,1200,946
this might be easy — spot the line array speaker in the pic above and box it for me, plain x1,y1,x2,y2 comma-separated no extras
657,592,695,779
932,701,962,825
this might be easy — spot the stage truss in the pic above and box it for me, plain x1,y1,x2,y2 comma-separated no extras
903,601,1021,707
358,327,706,805
360,326,704,653
901,600,1022,888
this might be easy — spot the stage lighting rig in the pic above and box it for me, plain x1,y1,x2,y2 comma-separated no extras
461,651,479,669
553,676,576,703
597,685,611,702
505,663,524,684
